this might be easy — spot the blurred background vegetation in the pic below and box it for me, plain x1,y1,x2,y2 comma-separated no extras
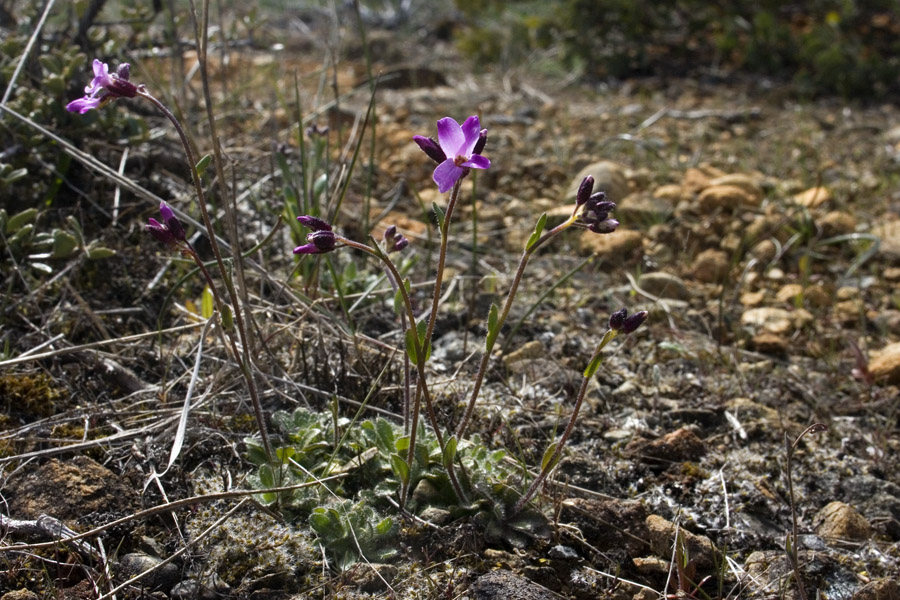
453,0,900,98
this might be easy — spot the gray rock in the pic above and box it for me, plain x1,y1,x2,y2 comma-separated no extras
117,553,180,593
637,271,689,300
471,570,564,600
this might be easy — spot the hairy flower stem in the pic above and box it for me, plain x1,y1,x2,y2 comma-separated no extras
512,329,616,515
137,90,273,462
337,238,466,507
455,217,577,440
381,269,412,433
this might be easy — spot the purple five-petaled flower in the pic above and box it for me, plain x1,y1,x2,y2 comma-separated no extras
414,116,490,193
146,202,186,247
294,216,337,254
66,59,140,114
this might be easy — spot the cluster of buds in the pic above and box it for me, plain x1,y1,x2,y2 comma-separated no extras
293,216,337,255
146,202,187,248
382,225,409,253
608,307,648,334
66,59,140,114
575,175,619,234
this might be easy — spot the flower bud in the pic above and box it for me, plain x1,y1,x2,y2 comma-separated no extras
412,135,447,164
576,176,594,206
297,215,332,231
622,310,648,334
608,308,627,331
472,128,488,156
159,202,185,242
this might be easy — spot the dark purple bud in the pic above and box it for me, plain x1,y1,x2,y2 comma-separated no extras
391,237,409,252
116,63,131,80
146,218,176,246
576,176,594,206
297,215,332,232
159,202,185,242
622,311,648,334
383,224,397,242
106,75,139,99
308,230,336,252
608,308,627,331
472,128,488,156
413,135,447,164
589,219,619,234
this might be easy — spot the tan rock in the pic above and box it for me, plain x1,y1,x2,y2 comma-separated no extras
618,192,673,223
870,342,900,385
692,248,730,283
741,307,794,335
708,173,764,203
852,578,900,600
775,283,804,304
567,160,630,203
793,186,832,208
645,514,716,568
872,220,900,260
885,267,900,281
749,239,777,263
740,291,766,307
637,271,689,300
652,184,687,203
697,185,759,211
819,211,856,237
814,501,872,543
803,284,831,308
682,168,711,194
503,340,544,367
751,332,788,354
580,229,643,258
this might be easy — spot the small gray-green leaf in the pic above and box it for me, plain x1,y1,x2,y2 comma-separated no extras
405,327,418,363
2,168,27,185
85,247,116,260
6,208,37,234
259,464,275,488
51,230,78,258
526,212,548,251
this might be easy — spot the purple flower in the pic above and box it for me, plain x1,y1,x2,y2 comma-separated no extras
146,202,186,247
66,59,139,114
294,215,337,254
417,116,491,193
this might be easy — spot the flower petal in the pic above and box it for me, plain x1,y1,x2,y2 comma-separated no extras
460,115,481,155
65,97,102,114
436,117,464,157
461,154,490,170
293,243,322,254
86,59,110,95
433,160,464,193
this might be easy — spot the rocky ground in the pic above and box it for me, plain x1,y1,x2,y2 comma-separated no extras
1,11,900,600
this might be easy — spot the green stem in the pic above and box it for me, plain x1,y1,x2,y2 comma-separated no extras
138,90,274,462
454,216,577,440
512,329,616,515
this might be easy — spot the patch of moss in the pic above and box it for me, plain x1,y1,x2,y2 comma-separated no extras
0,373,68,420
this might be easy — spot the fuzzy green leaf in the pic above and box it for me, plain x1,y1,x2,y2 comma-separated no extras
51,231,78,258
526,212,548,251
433,202,445,231
220,303,234,331
85,247,116,260
375,517,393,535
541,441,560,471
486,302,499,348
442,435,458,469
195,154,212,177
201,286,214,319
390,453,410,484
258,464,276,488
405,327,418,363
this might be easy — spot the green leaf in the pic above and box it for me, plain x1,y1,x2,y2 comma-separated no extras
65,216,85,247
2,168,27,185
432,202,445,232
201,285,214,319
394,435,410,453
416,319,431,361
6,208,37,234
375,517,393,535
221,303,234,331
541,441,560,471
85,247,116,260
51,231,78,258
442,435,458,468
485,302,499,348
583,354,604,378
275,446,296,464
259,464,276,488
405,327,418,363
526,212,548,251
8,223,33,245
195,154,212,177
390,453,409,484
